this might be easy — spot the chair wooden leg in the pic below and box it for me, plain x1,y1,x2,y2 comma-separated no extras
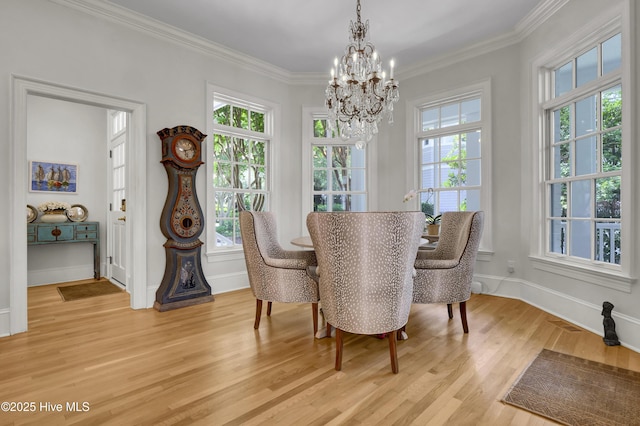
267,301,272,316
254,299,262,329
311,303,318,335
389,329,399,374
335,328,343,371
447,303,453,319
327,322,332,337
460,301,469,333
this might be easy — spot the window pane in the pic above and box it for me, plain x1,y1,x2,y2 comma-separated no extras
570,179,591,218
575,135,597,176
462,189,481,211
554,143,571,178
555,62,573,97
250,111,264,132
461,98,481,123
421,164,436,189
421,138,436,163
554,106,571,142
549,219,566,254
465,131,481,158
466,159,481,186
550,183,567,217
250,193,267,212
441,104,459,128
602,85,622,129
215,218,234,247
232,107,249,129
314,195,327,212
596,176,620,219
215,191,235,218
213,134,231,161
213,162,232,187
575,95,597,137
421,108,439,131
313,170,328,190
313,146,329,167
602,33,621,74
349,169,366,191
570,220,591,259
596,222,620,264
332,169,348,191
602,129,622,172
252,166,266,189
438,190,458,212
251,140,265,163
440,135,457,161
213,104,230,126
420,190,435,215
576,47,597,87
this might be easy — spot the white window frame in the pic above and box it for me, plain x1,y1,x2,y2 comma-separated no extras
301,107,378,234
405,80,493,254
528,3,635,292
205,83,279,261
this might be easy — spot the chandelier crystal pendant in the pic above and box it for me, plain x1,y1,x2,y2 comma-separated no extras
325,0,399,148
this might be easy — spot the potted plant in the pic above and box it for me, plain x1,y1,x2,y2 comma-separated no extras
426,214,441,236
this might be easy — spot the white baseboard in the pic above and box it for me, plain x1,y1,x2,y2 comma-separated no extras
0,308,10,337
144,271,250,308
474,274,640,353
28,264,101,286
208,271,250,295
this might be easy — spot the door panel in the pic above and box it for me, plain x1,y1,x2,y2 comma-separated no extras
108,111,127,285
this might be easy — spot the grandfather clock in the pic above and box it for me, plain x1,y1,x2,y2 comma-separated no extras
154,125,213,311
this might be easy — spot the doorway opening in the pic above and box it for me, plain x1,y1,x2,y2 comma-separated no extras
10,76,148,335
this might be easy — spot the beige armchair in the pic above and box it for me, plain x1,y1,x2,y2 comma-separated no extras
413,211,484,333
239,211,319,336
307,211,425,374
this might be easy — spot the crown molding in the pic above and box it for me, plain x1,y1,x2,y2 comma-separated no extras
51,0,568,86
515,0,570,38
50,0,295,84
397,0,570,81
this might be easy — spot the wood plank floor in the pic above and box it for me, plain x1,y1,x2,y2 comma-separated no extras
1,279,639,426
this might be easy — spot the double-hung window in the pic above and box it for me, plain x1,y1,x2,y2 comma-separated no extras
311,119,367,212
543,32,622,267
208,89,273,250
302,108,372,214
409,81,491,251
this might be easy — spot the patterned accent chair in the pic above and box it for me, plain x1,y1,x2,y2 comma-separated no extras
413,211,484,333
307,211,425,374
239,211,319,336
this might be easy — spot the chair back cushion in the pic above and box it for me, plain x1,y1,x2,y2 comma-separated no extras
413,211,484,304
240,211,318,303
307,211,425,334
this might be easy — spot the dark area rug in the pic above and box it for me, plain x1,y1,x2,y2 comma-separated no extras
57,280,123,301
502,349,640,425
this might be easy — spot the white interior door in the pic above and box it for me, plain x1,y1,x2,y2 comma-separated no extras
108,110,127,286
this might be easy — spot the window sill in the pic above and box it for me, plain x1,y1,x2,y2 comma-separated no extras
205,248,245,263
529,255,635,293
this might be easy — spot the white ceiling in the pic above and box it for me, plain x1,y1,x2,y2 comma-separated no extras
106,0,544,74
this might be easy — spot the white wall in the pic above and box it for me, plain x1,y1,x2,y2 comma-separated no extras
26,96,108,285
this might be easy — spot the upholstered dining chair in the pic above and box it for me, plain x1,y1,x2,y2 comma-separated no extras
412,211,484,333
239,211,319,336
307,211,425,374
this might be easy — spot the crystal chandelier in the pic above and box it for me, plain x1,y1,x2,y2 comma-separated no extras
325,0,399,148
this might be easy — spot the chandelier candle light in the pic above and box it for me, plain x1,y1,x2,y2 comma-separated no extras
325,0,399,148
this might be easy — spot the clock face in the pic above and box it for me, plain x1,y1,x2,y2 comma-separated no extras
174,138,197,161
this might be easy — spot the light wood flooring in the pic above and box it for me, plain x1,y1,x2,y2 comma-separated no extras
1,279,639,425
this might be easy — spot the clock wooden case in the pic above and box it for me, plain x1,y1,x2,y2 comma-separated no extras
154,125,213,311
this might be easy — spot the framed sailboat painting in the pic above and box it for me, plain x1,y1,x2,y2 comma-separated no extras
29,160,78,193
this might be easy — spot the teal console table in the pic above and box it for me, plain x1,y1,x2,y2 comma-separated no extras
27,222,100,279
